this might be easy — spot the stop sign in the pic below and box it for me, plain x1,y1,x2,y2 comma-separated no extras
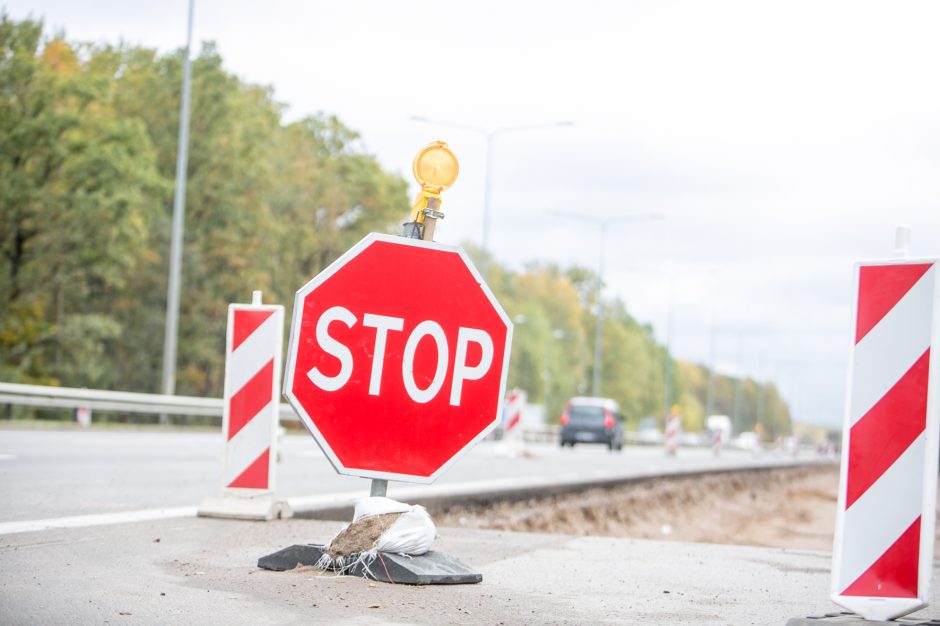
283,233,513,483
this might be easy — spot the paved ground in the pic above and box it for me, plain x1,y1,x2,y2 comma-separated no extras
0,429,822,523
1,429,935,624
1,515,937,625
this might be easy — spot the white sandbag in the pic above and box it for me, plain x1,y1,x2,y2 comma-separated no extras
374,505,436,556
352,496,411,522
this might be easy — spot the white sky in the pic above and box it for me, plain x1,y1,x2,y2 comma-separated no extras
9,0,940,428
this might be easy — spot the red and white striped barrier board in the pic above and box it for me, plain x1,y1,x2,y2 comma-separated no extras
504,389,526,433
832,259,940,621
220,299,284,493
664,413,679,456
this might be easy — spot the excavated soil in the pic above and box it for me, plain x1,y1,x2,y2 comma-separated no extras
326,512,403,558
436,465,852,552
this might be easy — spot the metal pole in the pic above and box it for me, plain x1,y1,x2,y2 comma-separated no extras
544,211,664,398
662,282,673,420
757,385,765,431
480,132,495,281
757,369,766,432
161,0,195,409
705,313,716,419
370,479,388,497
409,117,571,281
592,226,606,397
732,333,742,433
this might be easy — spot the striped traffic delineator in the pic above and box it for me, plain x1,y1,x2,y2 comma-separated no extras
199,291,291,521
493,388,526,457
504,389,525,434
831,252,939,620
664,410,680,456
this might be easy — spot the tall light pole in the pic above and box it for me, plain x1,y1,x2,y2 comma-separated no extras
410,116,573,280
703,268,719,422
732,332,743,433
705,311,716,419
161,0,195,408
548,211,663,397
662,277,674,422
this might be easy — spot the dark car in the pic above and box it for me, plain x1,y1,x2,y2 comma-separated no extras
559,397,624,451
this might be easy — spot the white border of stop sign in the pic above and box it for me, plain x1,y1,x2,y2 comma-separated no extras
282,233,514,484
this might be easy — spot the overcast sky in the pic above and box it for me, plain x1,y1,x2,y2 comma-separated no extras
9,0,940,428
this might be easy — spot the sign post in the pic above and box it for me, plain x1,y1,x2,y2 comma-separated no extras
259,144,513,583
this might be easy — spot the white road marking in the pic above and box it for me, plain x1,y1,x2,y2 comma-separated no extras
0,506,198,536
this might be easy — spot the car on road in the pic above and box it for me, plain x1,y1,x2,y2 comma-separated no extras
559,397,624,451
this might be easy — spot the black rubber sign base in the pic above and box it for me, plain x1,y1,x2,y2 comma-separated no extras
257,543,483,585
787,612,940,625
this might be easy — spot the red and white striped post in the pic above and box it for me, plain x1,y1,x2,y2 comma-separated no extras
831,228,939,620
711,428,723,456
493,388,526,457
504,388,526,435
664,406,680,456
199,291,290,520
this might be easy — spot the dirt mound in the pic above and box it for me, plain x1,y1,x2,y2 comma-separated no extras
326,512,402,559
435,465,845,551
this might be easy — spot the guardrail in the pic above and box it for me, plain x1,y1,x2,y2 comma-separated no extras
0,382,299,422
520,423,559,443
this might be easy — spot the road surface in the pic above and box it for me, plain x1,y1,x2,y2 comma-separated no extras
0,428,821,525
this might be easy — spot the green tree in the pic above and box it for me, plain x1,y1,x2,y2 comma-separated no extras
105,43,408,396
0,16,162,387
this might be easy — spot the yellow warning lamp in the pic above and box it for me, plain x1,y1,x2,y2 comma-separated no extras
411,141,459,223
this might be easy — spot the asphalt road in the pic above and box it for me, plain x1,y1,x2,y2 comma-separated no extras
0,428,820,524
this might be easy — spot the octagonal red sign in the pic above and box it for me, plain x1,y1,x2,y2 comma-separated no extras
283,233,513,483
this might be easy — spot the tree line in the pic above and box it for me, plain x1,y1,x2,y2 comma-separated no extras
0,15,790,435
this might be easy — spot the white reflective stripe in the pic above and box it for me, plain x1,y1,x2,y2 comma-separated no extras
223,399,275,487
850,268,934,427
228,313,281,395
0,506,197,536
838,433,925,591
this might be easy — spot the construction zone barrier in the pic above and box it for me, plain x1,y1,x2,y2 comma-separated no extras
831,234,939,621
199,291,290,521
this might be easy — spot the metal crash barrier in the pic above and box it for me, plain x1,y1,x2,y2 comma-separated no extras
0,382,299,423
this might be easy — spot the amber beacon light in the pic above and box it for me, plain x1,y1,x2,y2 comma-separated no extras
407,141,459,241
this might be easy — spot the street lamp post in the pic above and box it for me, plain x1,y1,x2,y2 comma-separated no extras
705,312,716,419
410,116,572,280
161,0,195,417
548,211,664,397
662,278,674,421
